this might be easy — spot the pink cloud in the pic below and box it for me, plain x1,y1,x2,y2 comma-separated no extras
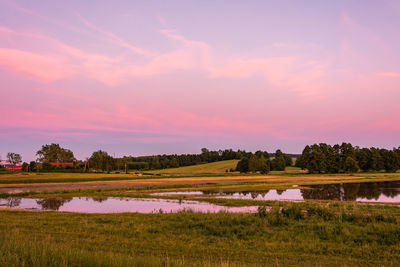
0,48,75,82
0,12,395,105
0,21,331,97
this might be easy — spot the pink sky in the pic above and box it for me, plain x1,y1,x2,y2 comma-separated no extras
1,0,400,161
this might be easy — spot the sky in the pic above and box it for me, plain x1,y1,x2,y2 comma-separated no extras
1,0,400,161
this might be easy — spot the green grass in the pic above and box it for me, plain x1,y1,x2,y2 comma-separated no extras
0,175,152,184
152,160,239,175
1,202,400,266
2,166,400,266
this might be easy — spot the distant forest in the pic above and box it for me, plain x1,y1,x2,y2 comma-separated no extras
6,142,400,174
125,148,294,172
296,143,400,173
11,144,296,173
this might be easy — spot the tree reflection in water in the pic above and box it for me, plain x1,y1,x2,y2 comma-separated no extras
36,197,73,211
201,181,400,202
91,196,108,203
208,190,272,199
302,181,400,201
7,197,21,207
276,189,286,195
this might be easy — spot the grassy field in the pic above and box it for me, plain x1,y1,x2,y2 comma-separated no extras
1,202,400,266
152,160,239,175
2,168,400,201
2,163,400,266
0,160,241,185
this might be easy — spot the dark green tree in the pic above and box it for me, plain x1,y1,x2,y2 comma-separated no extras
29,161,37,172
297,145,311,169
259,155,270,174
344,156,359,173
150,156,161,169
89,150,115,172
271,157,286,171
356,148,372,172
339,143,355,171
325,144,340,173
236,157,249,173
380,149,400,172
248,154,259,173
21,162,29,172
283,154,293,166
271,150,286,171
370,148,384,171
306,144,327,173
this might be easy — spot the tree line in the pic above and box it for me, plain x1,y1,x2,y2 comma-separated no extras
296,143,400,173
5,142,400,174
13,144,289,173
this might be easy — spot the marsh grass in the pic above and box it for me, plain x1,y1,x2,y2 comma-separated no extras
1,202,400,266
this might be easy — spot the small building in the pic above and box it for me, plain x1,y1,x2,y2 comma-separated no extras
0,160,22,170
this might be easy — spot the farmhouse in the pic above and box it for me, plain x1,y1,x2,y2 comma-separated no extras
0,160,22,170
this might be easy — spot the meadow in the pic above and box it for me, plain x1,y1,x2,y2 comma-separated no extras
152,159,239,174
1,161,400,266
1,203,400,266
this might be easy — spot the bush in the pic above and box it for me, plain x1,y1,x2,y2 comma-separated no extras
307,206,335,221
266,207,286,226
257,206,268,218
282,206,304,220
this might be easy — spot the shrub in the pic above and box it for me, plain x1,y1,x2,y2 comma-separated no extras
307,206,335,221
266,207,286,226
282,205,304,220
257,206,267,218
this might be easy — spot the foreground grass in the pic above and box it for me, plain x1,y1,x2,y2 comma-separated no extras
1,202,400,266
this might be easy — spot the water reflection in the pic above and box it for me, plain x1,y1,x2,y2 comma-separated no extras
276,189,286,195
91,196,108,203
212,181,400,202
6,197,22,207
0,197,258,213
36,197,73,210
214,189,303,201
303,181,400,202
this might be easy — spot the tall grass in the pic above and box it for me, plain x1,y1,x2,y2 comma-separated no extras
1,204,400,266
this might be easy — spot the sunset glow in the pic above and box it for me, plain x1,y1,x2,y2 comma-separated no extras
1,0,400,160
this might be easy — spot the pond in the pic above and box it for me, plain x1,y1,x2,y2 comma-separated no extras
154,181,400,203
0,197,259,213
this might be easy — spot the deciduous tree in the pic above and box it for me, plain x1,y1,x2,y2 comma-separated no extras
236,157,249,173
7,152,22,165
36,144,75,163
344,156,359,173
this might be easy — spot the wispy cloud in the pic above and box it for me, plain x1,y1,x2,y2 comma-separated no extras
75,13,156,57
0,47,76,82
376,72,400,77
1,0,331,97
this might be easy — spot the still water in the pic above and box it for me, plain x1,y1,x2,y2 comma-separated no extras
154,181,400,203
0,197,258,213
